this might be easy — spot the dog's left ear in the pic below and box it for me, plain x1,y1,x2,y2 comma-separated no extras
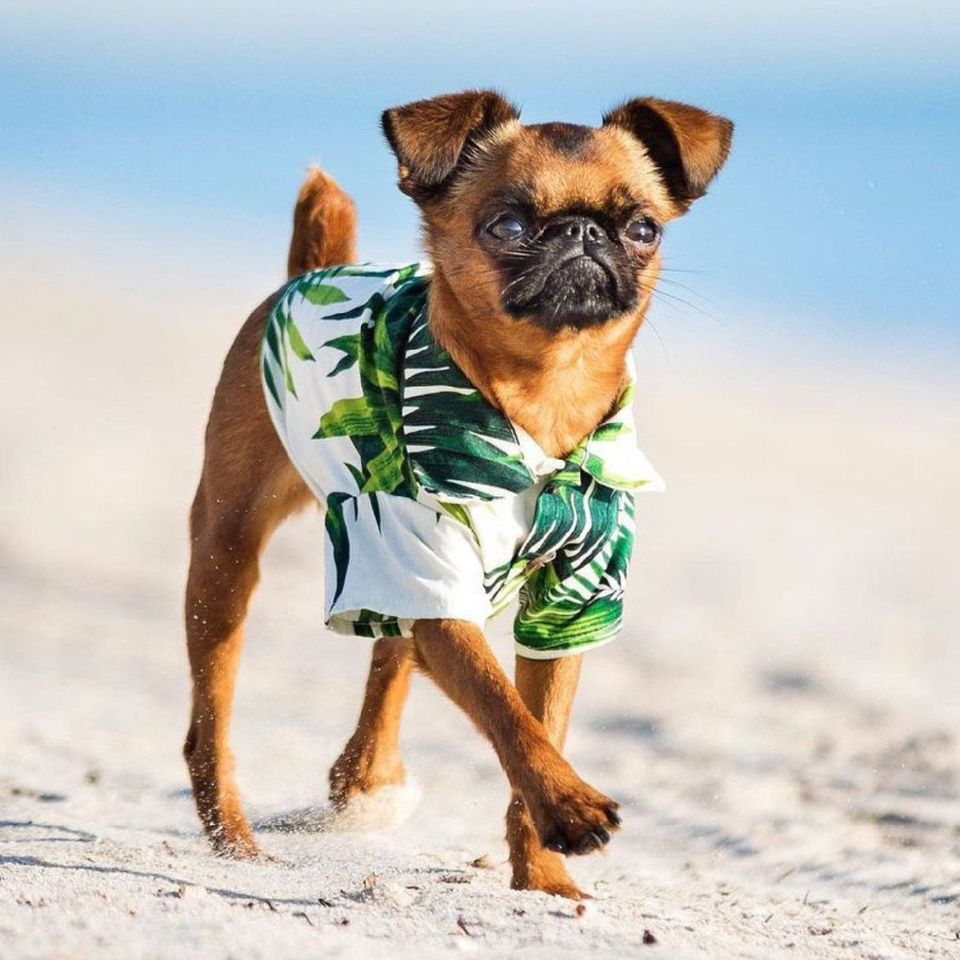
603,97,733,210
381,90,520,202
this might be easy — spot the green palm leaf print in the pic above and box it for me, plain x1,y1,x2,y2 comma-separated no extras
260,261,652,652
400,314,534,500
308,270,425,498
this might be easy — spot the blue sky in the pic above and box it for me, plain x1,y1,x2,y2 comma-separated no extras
3,1,958,355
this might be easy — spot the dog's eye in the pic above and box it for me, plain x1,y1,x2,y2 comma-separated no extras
487,215,526,241
624,218,660,245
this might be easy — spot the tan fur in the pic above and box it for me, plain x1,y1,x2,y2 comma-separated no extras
287,167,358,279
183,294,312,856
506,654,587,898
328,637,413,807
602,97,734,207
382,90,520,199
183,94,732,894
412,620,618,859
421,123,675,457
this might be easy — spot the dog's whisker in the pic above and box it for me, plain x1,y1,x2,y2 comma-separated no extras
657,260,716,276
655,276,714,303
641,314,670,360
639,282,721,324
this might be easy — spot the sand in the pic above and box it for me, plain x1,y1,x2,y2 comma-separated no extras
2,226,959,959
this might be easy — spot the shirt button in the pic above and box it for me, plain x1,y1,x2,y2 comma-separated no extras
527,550,556,571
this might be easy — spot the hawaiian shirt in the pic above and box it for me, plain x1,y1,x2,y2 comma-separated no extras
261,263,664,658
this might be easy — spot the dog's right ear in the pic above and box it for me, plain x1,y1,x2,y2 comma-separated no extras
381,90,520,202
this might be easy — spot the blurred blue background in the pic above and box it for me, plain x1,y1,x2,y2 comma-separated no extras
2,0,958,357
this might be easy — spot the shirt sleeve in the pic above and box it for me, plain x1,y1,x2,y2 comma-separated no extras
513,490,637,659
323,492,491,639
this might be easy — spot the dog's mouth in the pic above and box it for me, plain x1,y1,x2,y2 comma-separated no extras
502,251,638,331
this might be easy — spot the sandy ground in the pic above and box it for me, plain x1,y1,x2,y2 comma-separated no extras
2,225,959,959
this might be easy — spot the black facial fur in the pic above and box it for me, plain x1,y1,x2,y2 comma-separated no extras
480,205,654,331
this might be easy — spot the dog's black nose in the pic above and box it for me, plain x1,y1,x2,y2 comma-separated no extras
547,216,606,247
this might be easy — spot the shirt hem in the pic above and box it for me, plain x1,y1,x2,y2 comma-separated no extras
326,613,488,640
513,633,617,660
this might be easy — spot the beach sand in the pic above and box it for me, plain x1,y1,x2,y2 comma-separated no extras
2,231,959,959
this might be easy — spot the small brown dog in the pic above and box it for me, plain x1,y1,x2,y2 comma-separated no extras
184,90,732,899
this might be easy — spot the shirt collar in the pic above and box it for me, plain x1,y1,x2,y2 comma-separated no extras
565,353,666,493
399,272,664,501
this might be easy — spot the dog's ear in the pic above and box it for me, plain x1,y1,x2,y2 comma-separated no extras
603,97,733,210
381,90,520,202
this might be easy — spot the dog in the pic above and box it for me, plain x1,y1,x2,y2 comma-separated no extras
184,90,732,899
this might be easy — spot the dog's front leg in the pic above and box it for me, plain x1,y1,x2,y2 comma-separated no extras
412,620,619,857
506,654,588,899
328,636,414,807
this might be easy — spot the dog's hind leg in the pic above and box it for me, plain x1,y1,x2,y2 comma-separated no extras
184,165,354,854
328,636,414,808
183,301,313,857
506,654,586,899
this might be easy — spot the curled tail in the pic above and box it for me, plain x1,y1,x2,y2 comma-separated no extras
287,167,358,278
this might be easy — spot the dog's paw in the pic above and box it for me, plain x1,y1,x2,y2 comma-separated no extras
328,753,406,809
511,855,592,900
210,830,261,860
529,784,621,857
523,877,592,900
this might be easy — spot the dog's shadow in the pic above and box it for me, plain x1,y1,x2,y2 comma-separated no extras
254,779,422,835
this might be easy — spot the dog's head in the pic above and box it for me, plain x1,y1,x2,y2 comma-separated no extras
382,90,732,332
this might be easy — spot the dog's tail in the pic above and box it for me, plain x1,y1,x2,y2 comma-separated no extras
287,167,358,279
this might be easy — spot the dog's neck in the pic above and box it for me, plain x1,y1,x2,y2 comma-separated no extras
427,270,646,459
